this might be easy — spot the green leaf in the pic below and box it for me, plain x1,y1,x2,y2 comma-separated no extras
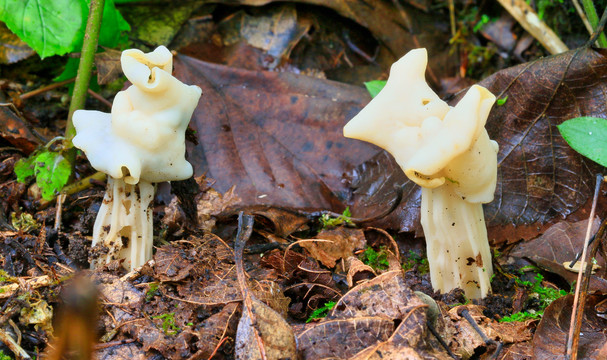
496,96,508,106
33,151,71,201
54,57,100,92
96,0,130,48
0,0,129,59
14,156,36,183
0,0,87,58
364,80,386,98
557,117,607,167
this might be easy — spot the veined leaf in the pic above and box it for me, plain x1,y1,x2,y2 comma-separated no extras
557,117,607,167
0,0,129,59
14,156,35,183
33,151,71,201
0,0,86,58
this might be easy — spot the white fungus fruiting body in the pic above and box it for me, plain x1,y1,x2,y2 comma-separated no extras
73,46,202,270
343,48,497,299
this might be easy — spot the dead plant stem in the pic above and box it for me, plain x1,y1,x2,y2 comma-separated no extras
566,173,603,359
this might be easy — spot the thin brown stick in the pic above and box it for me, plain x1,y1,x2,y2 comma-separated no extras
572,0,595,36
94,339,135,350
567,173,603,359
87,89,112,108
206,336,228,360
19,78,76,101
234,212,267,360
497,0,568,54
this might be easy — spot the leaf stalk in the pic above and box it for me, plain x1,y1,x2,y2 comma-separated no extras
66,0,105,141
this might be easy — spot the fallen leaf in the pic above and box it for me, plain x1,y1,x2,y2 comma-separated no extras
234,213,298,360
299,227,366,268
217,4,309,63
95,341,147,360
0,22,34,64
175,54,377,211
95,49,122,85
246,206,310,238
510,218,607,284
448,304,533,358
346,256,376,288
252,280,291,318
498,342,534,360
0,106,42,155
297,317,394,359
331,270,425,320
193,303,240,359
533,294,607,359
349,306,452,360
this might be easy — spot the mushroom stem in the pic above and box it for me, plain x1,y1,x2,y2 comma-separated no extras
421,184,493,299
90,177,154,270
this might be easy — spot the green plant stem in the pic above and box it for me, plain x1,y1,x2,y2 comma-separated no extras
582,0,607,47
66,0,105,141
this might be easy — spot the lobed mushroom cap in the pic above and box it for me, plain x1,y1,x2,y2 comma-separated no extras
73,46,201,184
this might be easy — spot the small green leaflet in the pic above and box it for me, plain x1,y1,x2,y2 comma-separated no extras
557,117,607,168
364,80,386,98
496,96,508,106
15,150,71,201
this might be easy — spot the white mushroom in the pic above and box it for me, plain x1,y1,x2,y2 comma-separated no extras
344,48,497,299
73,46,202,270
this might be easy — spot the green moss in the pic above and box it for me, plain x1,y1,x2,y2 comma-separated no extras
402,250,429,275
152,312,180,335
500,273,567,322
360,246,390,271
320,207,354,228
306,301,336,323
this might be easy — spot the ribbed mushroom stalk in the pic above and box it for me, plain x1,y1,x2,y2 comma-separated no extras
343,49,497,298
73,46,202,270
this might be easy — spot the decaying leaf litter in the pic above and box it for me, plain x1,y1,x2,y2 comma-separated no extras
2,1,607,359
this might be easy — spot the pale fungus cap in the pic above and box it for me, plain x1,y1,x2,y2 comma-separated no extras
344,48,498,298
73,46,202,184
344,49,498,203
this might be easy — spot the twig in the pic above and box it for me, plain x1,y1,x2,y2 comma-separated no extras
572,0,595,37
65,0,105,140
460,308,502,358
38,171,106,209
566,173,603,359
497,0,568,54
448,0,456,38
87,89,112,108
0,327,31,360
19,78,76,101
426,322,458,359
54,193,66,231
581,0,607,47
206,336,228,360
234,212,268,360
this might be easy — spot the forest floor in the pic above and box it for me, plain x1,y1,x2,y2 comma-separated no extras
2,1,607,359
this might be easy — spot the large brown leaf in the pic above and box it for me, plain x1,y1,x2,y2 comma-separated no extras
348,47,607,239
175,54,378,210
480,47,606,226
533,294,607,359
